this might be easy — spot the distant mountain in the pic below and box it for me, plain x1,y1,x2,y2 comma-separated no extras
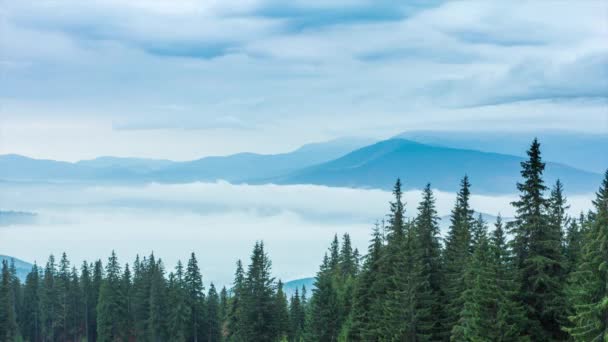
0,137,373,184
396,131,608,173
0,136,600,194
0,210,38,226
0,255,34,282
284,277,315,299
275,139,601,194
76,156,173,173
149,137,375,183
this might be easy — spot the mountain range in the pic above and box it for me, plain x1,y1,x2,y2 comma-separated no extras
0,132,603,194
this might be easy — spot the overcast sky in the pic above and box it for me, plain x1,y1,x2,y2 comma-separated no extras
1,0,607,161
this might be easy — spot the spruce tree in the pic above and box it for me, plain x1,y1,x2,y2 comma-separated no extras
349,223,384,340
567,170,608,341
451,224,496,341
0,260,18,341
40,255,59,340
274,280,290,340
241,242,278,341
147,258,169,342
510,139,568,340
307,254,341,342
21,264,41,342
206,283,222,342
411,184,443,340
442,176,474,336
97,251,126,342
169,261,190,342
491,215,528,341
185,252,205,342
289,288,305,341
227,259,245,341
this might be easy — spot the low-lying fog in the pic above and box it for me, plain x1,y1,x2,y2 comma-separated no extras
0,181,595,287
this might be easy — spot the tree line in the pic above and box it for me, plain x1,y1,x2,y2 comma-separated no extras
0,138,607,341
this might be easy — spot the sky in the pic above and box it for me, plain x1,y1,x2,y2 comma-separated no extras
1,0,607,161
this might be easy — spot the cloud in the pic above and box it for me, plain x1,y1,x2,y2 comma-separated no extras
1,0,607,160
0,181,596,286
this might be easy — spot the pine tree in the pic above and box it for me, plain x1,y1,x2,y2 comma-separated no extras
227,259,245,341
40,255,59,341
274,280,290,340
442,175,474,337
56,252,72,340
349,223,384,340
185,252,205,342
510,139,568,340
567,170,608,341
207,283,222,342
148,258,169,342
91,259,104,341
411,184,443,340
169,261,190,342
289,288,305,341
21,264,41,342
121,263,133,339
241,242,278,341
491,215,528,341
97,251,126,342
306,254,341,342
451,224,496,341
219,286,228,334
0,260,18,341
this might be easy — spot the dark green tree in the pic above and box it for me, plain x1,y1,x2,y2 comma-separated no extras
567,170,608,341
168,261,190,342
185,252,205,342
21,264,41,341
97,251,126,342
510,139,569,340
207,283,222,342
241,242,278,341
442,176,474,336
0,260,18,340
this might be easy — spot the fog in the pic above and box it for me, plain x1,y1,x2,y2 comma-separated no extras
0,181,595,287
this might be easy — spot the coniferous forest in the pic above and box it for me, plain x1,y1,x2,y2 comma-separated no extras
1,139,607,342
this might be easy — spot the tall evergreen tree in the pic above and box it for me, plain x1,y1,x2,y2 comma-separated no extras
442,175,474,336
147,258,169,342
510,139,569,340
349,223,384,340
567,170,608,341
274,280,290,340
289,288,305,342
169,261,190,342
491,215,529,341
97,251,126,342
40,255,59,341
207,283,222,342
21,264,41,342
451,223,496,341
411,184,443,340
241,242,278,341
307,254,341,342
0,260,18,341
227,260,245,342
185,253,205,342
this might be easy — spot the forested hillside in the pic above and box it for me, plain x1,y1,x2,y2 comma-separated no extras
1,139,606,341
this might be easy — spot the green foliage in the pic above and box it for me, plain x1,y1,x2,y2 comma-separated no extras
567,170,608,341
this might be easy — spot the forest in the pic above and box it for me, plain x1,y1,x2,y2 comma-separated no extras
0,138,607,342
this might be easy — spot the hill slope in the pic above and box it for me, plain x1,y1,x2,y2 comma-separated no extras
275,139,601,194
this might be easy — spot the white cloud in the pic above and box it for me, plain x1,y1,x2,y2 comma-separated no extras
0,181,595,286
1,0,606,160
